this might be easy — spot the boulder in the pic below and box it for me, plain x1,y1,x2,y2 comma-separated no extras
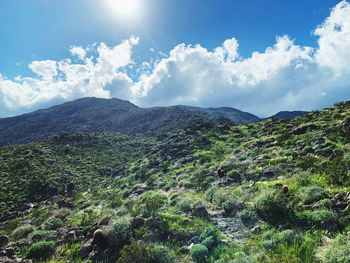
130,217,145,229
342,117,350,135
0,235,9,248
217,168,225,178
79,239,93,259
191,205,209,219
5,247,15,258
57,199,74,209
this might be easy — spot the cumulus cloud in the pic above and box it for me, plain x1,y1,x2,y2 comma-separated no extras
1,2,350,117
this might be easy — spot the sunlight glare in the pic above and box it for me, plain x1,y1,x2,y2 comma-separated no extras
105,0,141,19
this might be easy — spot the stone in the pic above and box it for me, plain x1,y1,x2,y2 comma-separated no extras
130,217,145,229
282,185,289,194
191,205,209,219
250,225,261,234
217,168,225,178
66,230,76,241
79,239,93,259
5,247,15,258
0,236,9,248
57,199,74,209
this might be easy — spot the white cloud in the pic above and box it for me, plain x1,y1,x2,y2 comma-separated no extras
28,60,58,80
1,2,350,118
70,46,86,60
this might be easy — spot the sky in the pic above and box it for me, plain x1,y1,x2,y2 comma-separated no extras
0,0,349,117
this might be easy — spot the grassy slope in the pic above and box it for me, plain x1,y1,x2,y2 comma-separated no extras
2,101,350,262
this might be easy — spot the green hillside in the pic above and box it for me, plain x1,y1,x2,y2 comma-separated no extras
1,101,350,262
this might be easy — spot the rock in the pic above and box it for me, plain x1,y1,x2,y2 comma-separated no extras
5,247,15,258
282,185,289,194
188,235,200,244
250,225,261,234
0,236,9,248
92,229,109,250
342,117,350,135
191,205,209,219
66,230,76,241
79,239,93,259
86,224,99,239
217,168,225,178
57,199,74,209
130,217,145,229
262,168,278,177
129,184,148,197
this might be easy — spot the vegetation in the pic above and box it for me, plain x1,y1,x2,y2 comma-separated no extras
2,100,350,262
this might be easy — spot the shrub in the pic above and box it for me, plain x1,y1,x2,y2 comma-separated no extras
117,241,174,263
140,191,168,215
324,234,350,263
107,217,132,251
238,207,257,227
255,190,296,224
11,224,34,240
31,230,52,241
190,244,209,263
27,241,55,260
297,209,337,227
44,217,64,230
150,244,175,263
201,236,216,251
301,186,329,205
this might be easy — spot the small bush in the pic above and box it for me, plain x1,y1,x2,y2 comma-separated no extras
190,244,209,263
324,234,350,263
117,241,174,263
140,190,168,215
301,186,329,205
107,217,132,251
27,241,55,260
31,230,52,241
255,190,296,224
297,209,337,227
11,224,34,240
44,217,64,230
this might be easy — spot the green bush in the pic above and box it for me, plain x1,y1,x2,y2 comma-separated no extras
11,224,34,240
44,217,64,230
117,241,174,263
255,190,296,224
31,230,52,241
27,241,55,260
324,234,350,263
190,244,209,263
107,217,132,251
140,190,168,215
297,209,337,226
301,186,329,205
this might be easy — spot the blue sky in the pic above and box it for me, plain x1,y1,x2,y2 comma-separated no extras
0,0,349,117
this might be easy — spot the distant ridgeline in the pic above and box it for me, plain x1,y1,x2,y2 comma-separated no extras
0,97,307,146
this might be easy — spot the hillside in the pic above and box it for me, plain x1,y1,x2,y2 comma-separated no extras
268,111,309,120
0,98,260,147
1,101,350,262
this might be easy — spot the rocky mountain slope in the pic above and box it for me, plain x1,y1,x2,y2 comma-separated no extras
1,100,350,262
0,97,260,147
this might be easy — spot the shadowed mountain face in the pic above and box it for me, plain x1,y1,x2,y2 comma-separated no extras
269,111,309,120
0,97,260,146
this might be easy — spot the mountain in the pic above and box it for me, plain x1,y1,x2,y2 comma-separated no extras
178,105,260,124
268,110,308,120
1,100,350,262
0,97,260,146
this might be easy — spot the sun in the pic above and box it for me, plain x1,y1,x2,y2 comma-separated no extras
105,0,141,18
